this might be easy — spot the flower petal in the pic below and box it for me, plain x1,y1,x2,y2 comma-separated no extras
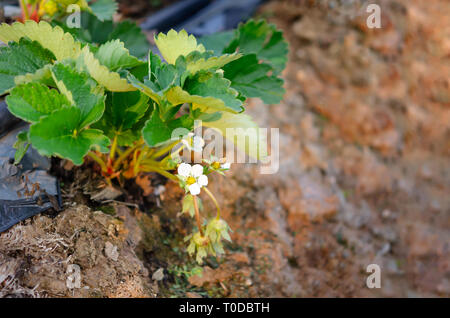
188,183,201,195
191,164,204,177
177,163,192,177
197,175,208,187
221,162,231,169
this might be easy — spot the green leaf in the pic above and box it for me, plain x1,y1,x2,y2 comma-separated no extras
78,46,136,92
93,91,150,146
6,82,70,123
52,13,150,59
51,63,105,127
89,0,118,22
29,107,110,165
154,29,205,65
128,57,186,105
222,54,285,104
128,62,149,82
95,39,143,71
142,110,173,147
142,107,193,147
184,50,242,75
224,19,288,75
0,38,55,95
166,72,243,113
14,64,54,88
182,194,203,218
111,91,150,130
182,194,195,218
13,131,30,165
198,31,235,56
54,11,113,43
154,63,181,91
108,20,150,58
148,51,162,82
127,74,162,105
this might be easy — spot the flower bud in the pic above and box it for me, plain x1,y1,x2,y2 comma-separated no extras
193,232,209,247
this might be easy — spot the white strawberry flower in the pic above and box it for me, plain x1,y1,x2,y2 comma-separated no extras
177,163,208,195
203,156,231,172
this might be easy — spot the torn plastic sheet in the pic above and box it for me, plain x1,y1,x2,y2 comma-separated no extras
0,101,61,233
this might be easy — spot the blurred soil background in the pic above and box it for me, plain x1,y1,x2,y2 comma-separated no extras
1,0,449,297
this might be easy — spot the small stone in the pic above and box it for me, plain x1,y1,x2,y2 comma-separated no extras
381,209,394,219
154,185,166,196
90,186,122,201
377,243,391,256
152,268,165,281
104,242,119,262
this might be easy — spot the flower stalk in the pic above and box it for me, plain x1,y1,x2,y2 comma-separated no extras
193,195,204,237
203,187,221,220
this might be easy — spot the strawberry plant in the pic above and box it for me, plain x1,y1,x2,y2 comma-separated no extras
0,14,287,263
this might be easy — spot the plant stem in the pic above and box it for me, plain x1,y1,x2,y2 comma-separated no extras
151,140,179,159
140,164,178,182
141,158,162,166
193,195,204,237
109,135,118,161
134,147,147,176
87,152,107,172
160,143,185,165
113,140,143,170
115,147,123,157
20,0,30,20
203,187,221,220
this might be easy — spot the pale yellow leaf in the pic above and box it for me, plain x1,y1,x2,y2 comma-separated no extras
79,46,136,92
0,20,81,60
155,29,205,65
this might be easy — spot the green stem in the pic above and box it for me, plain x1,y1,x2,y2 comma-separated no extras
109,135,118,161
193,195,204,237
20,0,30,20
140,164,178,182
150,140,179,159
203,187,221,220
160,143,185,166
87,152,107,172
134,147,148,176
113,140,144,170
141,157,167,167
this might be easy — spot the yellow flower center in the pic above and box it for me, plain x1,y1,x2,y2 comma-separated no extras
212,162,221,169
186,176,196,185
40,0,58,17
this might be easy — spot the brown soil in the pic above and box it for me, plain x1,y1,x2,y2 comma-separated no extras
0,205,157,297
1,0,449,298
